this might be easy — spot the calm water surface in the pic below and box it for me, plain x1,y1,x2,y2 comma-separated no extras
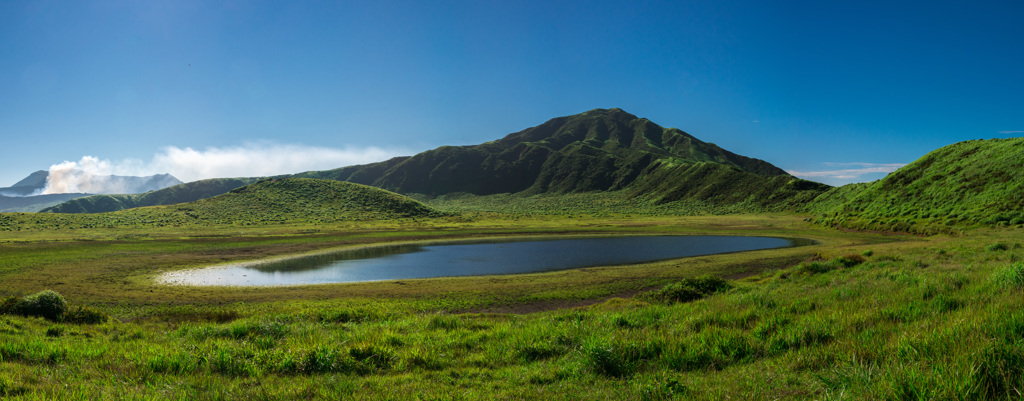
161,235,794,286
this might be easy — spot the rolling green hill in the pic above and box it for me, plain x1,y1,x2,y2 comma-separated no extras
41,178,261,214
810,138,1024,233
137,178,444,224
0,193,89,213
1,178,443,231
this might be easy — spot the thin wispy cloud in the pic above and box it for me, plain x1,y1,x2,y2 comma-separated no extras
820,162,907,169
999,131,1024,135
150,143,409,183
40,143,411,194
787,162,906,184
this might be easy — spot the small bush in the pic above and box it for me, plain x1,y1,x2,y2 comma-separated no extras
0,297,18,315
587,339,660,378
833,254,866,268
349,344,395,370
987,243,1010,252
635,372,688,400
647,276,732,304
64,306,109,325
16,290,68,321
798,261,835,274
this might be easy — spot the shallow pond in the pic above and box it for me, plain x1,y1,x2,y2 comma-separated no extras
160,235,796,286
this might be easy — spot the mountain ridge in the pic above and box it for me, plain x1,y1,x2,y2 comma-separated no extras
296,108,792,196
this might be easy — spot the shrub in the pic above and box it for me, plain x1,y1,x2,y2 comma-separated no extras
64,306,109,325
987,242,1009,252
0,297,18,315
647,276,732,304
16,290,68,321
833,254,866,268
587,338,660,378
635,372,688,400
798,261,835,274
349,344,395,370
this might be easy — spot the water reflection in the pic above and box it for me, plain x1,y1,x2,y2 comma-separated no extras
162,235,798,286
247,244,425,273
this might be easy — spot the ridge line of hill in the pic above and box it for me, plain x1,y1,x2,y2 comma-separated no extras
43,108,823,215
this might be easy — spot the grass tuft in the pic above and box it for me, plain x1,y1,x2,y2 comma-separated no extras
990,263,1024,289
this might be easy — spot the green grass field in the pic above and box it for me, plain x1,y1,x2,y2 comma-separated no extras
4,206,1023,400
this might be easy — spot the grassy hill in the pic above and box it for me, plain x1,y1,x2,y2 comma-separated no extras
2,178,443,231
42,178,261,214
810,138,1024,233
162,178,443,224
0,193,88,213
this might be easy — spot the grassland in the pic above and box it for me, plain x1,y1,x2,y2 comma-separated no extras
4,203,1024,400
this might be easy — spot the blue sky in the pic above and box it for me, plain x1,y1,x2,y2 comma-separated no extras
1,0,1021,188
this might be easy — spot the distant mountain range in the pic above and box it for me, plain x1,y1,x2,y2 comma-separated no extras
44,108,829,214
20,108,1024,234
17,108,1024,234
0,171,182,212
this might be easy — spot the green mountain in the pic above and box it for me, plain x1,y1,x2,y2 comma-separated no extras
297,108,793,195
44,108,828,214
810,138,1024,233
42,178,261,213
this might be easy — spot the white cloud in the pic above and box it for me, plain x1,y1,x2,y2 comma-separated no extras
787,162,907,185
40,143,411,194
150,143,408,182
820,162,907,169
999,131,1024,135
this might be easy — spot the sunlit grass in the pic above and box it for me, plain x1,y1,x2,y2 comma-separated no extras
1,210,1022,398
